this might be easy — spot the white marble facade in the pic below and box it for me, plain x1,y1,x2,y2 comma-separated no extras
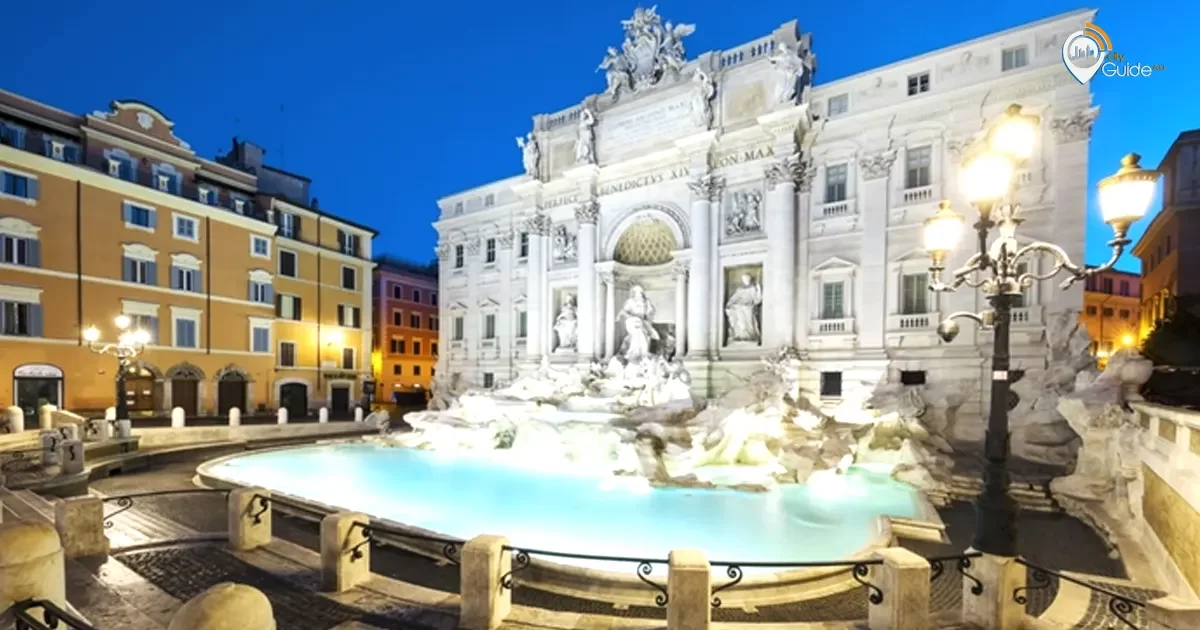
434,8,1099,414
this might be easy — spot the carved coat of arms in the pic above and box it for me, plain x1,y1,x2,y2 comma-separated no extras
597,6,695,98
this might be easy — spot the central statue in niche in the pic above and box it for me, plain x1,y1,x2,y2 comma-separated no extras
619,284,660,360
726,273,764,343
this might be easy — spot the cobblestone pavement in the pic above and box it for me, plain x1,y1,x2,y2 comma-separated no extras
1072,579,1164,630
115,545,449,630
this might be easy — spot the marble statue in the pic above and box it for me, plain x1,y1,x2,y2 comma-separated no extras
768,39,816,105
599,7,695,95
726,190,762,235
691,69,716,128
516,132,539,178
553,295,579,351
575,108,596,165
725,273,763,343
552,224,577,263
619,284,660,361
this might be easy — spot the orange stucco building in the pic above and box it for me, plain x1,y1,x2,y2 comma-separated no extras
1081,268,1140,360
0,89,376,420
1133,129,1200,341
373,257,439,399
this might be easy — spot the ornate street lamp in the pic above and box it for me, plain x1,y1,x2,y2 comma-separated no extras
921,103,1160,556
84,316,151,422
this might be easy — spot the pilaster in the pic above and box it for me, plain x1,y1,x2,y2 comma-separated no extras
1048,107,1097,316
575,200,600,357
686,174,723,358
496,232,514,362
764,151,801,349
794,157,816,351
857,150,896,351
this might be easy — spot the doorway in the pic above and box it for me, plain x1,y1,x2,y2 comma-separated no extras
124,366,159,414
330,385,351,416
13,364,64,421
217,373,248,415
280,383,308,419
171,380,199,416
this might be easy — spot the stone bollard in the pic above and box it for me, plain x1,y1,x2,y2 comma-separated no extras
0,521,67,617
54,496,108,558
460,535,511,630
667,549,710,630
228,488,271,551
318,407,329,424
228,407,241,428
39,430,61,466
115,419,132,439
104,407,116,421
276,408,288,425
320,512,370,592
167,582,276,630
57,425,79,442
868,548,930,630
38,404,54,430
5,406,24,433
354,407,364,423
171,407,186,429
57,440,85,476
1147,596,1200,630
962,553,1025,630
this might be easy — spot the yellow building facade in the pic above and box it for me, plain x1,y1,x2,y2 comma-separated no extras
1081,268,1141,362
0,91,375,420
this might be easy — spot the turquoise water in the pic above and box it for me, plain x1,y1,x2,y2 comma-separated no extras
206,442,919,568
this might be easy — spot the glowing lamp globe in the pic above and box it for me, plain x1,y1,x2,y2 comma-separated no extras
83,326,100,343
133,329,151,345
961,151,1014,206
1098,154,1160,236
923,201,965,259
989,104,1038,162
114,314,131,330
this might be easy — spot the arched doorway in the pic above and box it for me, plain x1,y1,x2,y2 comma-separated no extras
608,215,683,357
279,382,308,419
166,362,204,416
215,365,249,415
124,362,162,415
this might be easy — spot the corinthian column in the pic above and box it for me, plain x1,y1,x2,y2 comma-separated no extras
602,273,617,357
524,212,550,358
673,262,689,356
858,150,897,351
575,200,600,357
764,154,801,349
686,174,723,358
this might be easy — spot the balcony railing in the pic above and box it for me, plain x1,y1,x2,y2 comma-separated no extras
818,199,854,219
888,312,939,331
901,185,934,205
811,317,854,335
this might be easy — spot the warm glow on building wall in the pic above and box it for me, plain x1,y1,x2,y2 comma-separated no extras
1081,267,1141,364
373,257,439,402
0,89,377,419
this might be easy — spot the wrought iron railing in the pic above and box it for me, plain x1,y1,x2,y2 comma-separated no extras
12,599,96,629
499,546,670,606
1014,559,1146,629
346,520,462,566
101,489,230,528
708,558,885,608
928,551,984,594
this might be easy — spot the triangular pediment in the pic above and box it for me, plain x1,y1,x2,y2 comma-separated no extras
478,297,501,309
511,294,527,305
811,256,857,273
891,248,932,264
449,301,469,311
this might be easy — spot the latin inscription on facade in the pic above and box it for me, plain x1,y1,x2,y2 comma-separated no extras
711,145,774,169
598,167,691,196
543,194,579,209
596,95,695,163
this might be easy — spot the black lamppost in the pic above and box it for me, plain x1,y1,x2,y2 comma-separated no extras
84,316,150,421
921,104,1160,556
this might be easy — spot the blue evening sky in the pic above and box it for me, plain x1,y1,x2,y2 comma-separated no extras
2,1,1193,272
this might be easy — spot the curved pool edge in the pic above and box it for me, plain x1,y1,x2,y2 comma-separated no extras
196,442,931,607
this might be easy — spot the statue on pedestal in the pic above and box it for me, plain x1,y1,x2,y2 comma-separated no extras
554,295,578,351
725,273,763,343
574,108,596,165
619,284,659,361
516,132,539,178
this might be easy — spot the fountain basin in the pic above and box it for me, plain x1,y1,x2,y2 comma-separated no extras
199,441,938,606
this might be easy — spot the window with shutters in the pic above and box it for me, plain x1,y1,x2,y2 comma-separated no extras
232,196,248,215
123,201,157,231
277,212,299,239
341,347,355,370
250,235,270,259
337,304,361,328
0,299,42,337
124,257,156,286
0,121,26,149
250,320,271,353
341,265,357,290
171,266,200,292
173,215,199,242
276,294,302,321
198,187,217,205
173,316,198,348
0,231,40,267
900,273,929,314
338,230,360,256
279,341,296,367
1,168,38,203
104,149,136,182
42,139,80,164
390,338,405,354
249,280,272,304
278,250,297,277
409,313,420,328
413,341,422,355
453,316,464,341
152,164,181,195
